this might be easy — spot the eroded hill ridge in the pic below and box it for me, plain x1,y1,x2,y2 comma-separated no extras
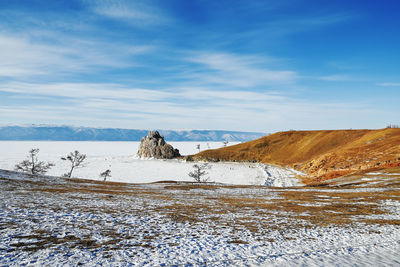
195,128,400,184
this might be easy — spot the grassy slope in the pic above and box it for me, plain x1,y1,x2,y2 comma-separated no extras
195,128,400,183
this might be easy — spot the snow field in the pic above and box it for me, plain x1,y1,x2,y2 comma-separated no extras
1,170,400,266
0,141,301,186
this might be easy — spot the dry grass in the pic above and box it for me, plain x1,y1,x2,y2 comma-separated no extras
227,240,249,244
214,189,396,228
360,219,400,225
8,233,101,253
16,177,400,229
67,178,129,186
316,168,400,188
163,184,219,190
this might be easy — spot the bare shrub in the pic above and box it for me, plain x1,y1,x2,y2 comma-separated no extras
100,169,112,181
188,163,211,183
61,150,87,178
196,144,201,153
15,148,54,175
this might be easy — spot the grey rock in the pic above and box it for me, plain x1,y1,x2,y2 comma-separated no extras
137,131,181,159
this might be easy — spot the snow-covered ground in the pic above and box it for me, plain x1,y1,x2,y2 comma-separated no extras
0,170,399,266
0,141,301,186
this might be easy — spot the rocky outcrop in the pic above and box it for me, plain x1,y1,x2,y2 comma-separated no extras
137,131,181,159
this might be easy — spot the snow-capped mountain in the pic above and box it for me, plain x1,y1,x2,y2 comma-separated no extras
0,125,266,142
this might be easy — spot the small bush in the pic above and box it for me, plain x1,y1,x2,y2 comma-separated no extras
100,169,112,181
15,148,54,175
188,163,211,183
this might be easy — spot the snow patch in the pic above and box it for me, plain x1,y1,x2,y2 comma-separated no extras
260,164,304,187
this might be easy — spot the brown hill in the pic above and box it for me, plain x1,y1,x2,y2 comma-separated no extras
194,128,400,184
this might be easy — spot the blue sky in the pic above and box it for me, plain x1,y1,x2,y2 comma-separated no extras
1,0,399,132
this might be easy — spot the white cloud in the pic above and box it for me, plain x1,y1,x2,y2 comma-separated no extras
85,0,167,25
0,82,171,101
187,52,297,87
0,82,286,111
234,13,355,43
177,88,286,102
271,13,354,34
0,33,154,78
319,75,352,81
378,82,400,87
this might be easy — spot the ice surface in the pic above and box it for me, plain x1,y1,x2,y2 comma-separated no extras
0,141,302,186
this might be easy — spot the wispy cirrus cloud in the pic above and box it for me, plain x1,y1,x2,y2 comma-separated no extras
319,74,353,81
84,0,168,25
233,12,355,44
272,13,356,36
0,32,154,78
378,82,400,87
0,82,170,101
0,2,158,80
0,81,286,106
186,52,297,88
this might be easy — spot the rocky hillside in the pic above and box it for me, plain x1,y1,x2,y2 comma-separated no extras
195,128,400,184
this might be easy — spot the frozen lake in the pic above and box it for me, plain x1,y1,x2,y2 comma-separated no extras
0,141,301,186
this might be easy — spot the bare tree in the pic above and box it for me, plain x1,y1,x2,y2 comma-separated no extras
15,148,54,175
100,169,111,181
61,150,87,178
196,144,201,153
188,163,211,183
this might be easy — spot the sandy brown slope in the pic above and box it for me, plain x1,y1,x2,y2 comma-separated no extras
194,128,400,184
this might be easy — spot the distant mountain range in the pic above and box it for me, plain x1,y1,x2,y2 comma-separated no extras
0,125,266,142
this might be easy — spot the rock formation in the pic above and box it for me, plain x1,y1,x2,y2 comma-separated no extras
137,131,181,159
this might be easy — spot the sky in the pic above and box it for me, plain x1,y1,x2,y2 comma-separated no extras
1,0,399,132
